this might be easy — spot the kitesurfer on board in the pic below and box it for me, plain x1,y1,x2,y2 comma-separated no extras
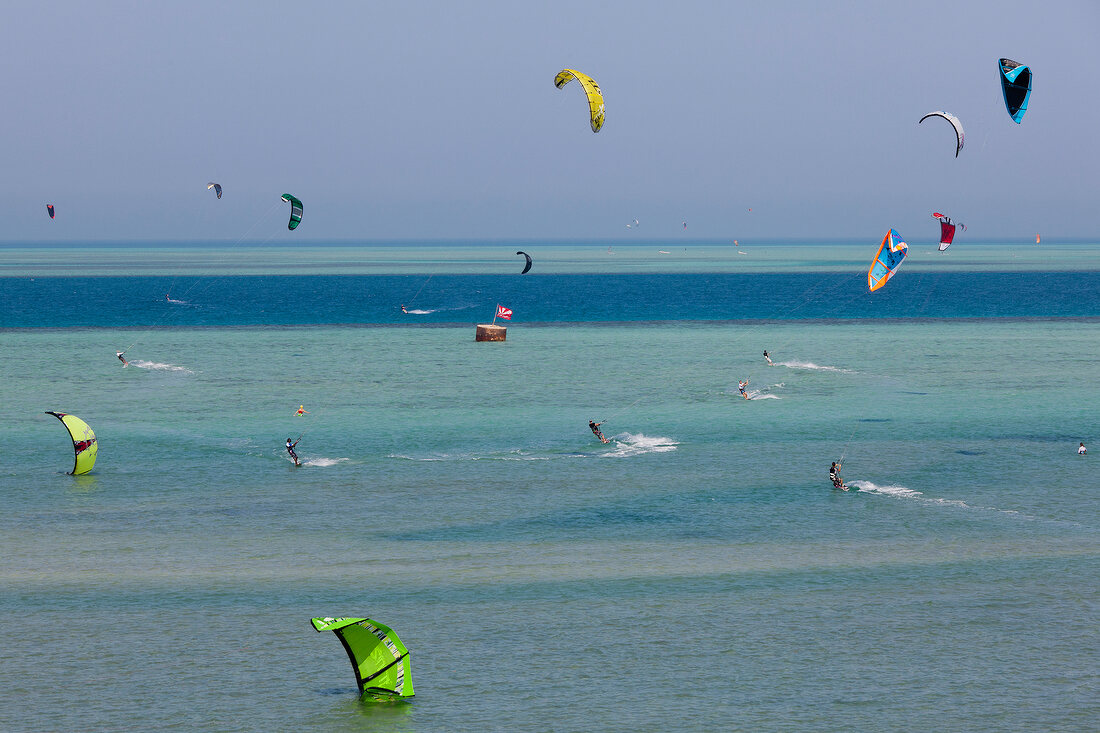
830,461,845,489
400,305,408,314
589,420,608,444
286,437,301,466
116,351,129,367
763,350,773,365
738,380,749,399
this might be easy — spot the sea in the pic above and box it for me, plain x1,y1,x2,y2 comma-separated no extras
1,240,1097,732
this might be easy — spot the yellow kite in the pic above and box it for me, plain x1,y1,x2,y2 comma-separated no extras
45,411,98,475
554,69,605,133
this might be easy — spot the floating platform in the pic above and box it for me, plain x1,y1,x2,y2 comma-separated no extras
475,324,507,342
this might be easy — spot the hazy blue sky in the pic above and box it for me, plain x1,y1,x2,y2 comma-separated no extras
3,0,1097,242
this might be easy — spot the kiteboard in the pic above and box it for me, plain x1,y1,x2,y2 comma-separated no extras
599,437,610,444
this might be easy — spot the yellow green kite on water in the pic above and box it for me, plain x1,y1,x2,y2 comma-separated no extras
311,617,413,701
554,69,605,133
45,411,97,475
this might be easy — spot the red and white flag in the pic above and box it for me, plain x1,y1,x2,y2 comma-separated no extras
495,304,512,320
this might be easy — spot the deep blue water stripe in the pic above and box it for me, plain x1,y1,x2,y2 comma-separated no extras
1,272,1098,328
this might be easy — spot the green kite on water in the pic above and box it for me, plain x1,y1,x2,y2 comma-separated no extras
45,411,97,475
311,617,413,700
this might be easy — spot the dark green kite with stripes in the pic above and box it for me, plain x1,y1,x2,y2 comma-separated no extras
281,194,303,230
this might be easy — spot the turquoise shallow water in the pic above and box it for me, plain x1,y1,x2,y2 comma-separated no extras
1,240,1095,276
1,243,1098,731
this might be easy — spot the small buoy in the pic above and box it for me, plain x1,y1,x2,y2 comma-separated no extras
475,324,507,342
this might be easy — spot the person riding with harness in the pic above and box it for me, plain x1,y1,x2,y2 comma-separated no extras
830,461,844,489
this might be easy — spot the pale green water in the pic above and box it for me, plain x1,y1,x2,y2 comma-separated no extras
2,318,1097,731
1,240,1091,275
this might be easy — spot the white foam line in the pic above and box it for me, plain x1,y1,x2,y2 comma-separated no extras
404,305,475,315
848,480,1048,521
128,360,194,374
387,451,549,462
301,457,349,467
776,360,853,373
600,433,679,458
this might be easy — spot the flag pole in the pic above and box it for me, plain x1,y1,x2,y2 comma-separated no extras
492,303,498,325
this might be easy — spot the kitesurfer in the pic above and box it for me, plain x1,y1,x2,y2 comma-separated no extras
588,420,608,444
830,461,845,489
1079,442,1087,455
401,305,408,314
738,380,749,399
116,351,129,367
763,350,773,365
286,437,301,466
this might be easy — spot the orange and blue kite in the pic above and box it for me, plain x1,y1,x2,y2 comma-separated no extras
868,229,908,292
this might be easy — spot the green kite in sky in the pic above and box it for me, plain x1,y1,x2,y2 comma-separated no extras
281,194,303,230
